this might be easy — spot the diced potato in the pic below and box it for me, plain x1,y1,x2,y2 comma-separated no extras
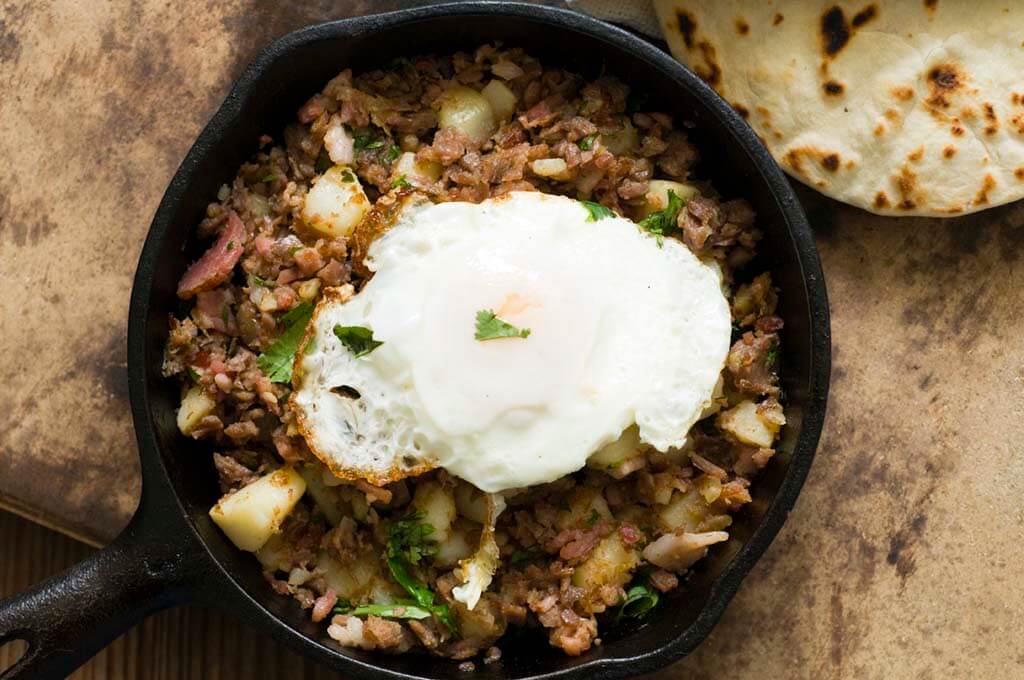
434,518,479,568
318,548,401,603
454,481,489,524
587,425,643,470
601,119,638,155
254,532,290,572
481,79,517,121
640,179,701,218
717,399,784,448
301,165,371,237
297,466,343,526
571,533,640,610
177,385,215,436
530,158,570,180
656,488,706,533
555,487,613,531
209,467,306,552
411,480,456,543
436,85,496,144
392,151,442,188
452,494,505,610
696,474,722,504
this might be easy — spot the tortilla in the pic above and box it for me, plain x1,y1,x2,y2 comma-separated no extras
654,0,1024,216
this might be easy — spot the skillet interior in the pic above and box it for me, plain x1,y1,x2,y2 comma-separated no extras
131,5,829,679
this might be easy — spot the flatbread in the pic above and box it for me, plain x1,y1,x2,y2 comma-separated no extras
654,0,1024,216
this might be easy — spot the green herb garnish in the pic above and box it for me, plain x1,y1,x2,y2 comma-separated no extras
341,169,356,182
187,367,201,382
580,200,614,222
314,147,331,173
766,344,779,368
637,189,685,246
225,240,235,252
385,511,457,634
392,175,413,189
510,549,539,565
334,601,434,620
354,131,385,150
474,309,531,341
385,144,402,162
256,302,314,383
261,174,280,183
616,580,660,622
249,274,273,288
577,133,598,151
586,509,601,527
333,325,384,358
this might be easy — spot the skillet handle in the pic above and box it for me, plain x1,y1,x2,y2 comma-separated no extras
0,509,201,679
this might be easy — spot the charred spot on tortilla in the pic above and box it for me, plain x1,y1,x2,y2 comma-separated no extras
735,18,750,35
891,86,914,102
924,0,938,9
852,5,878,27
1014,168,1024,181
694,41,721,86
926,64,965,108
823,80,844,96
874,192,890,209
973,175,997,206
773,12,784,25
821,153,840,172
983,103,998,135
676,10,697,48
907,147,924,163
820,6,850,56
733,102,750,119
943,146,957,159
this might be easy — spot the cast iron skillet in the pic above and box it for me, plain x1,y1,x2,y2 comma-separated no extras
0,3,830,678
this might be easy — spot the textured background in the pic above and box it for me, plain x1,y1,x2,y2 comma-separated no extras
1,1,1023,677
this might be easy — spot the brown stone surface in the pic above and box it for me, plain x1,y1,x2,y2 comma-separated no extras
1,1,1022,677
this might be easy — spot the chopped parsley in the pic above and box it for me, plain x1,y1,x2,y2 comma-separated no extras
384,144,402,162
333,325,384,358
261,173,280,183
256,302,314,383
249,274,273,288
766,343,780,368
637,189,686,246
577,133,598,150
187,367,201,382
392,175,413,189
586,509,601,526
580,200,615,222
474,309,531,341
341,169,356,183
225,240,235,252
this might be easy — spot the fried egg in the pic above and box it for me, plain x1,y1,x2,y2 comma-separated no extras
292,191,731,492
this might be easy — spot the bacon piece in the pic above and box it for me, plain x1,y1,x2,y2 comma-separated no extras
177,212,246,299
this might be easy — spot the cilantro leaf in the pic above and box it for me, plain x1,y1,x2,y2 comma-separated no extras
341,169,356,183
392,175,413,189
334,601,434,620
354,131,385,150
766,343,780,368
637,189,686,246
225,240,235,252
474,309,531,341
580,200,614,222
187,367,201,383
616,581,660,622
256,302,314,383
577,133,598,150
333,325,384,358
248,274,273,288
587,509,601,527
261,173,280,183
385,144,402,162
384,511,457,634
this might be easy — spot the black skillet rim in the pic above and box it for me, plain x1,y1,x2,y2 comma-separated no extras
128,3,831,679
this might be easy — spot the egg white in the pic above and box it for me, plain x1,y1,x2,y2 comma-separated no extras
292,192,731,492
